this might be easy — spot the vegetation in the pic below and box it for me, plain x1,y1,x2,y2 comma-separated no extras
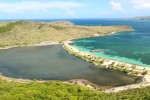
64,44,148,76
0,21,24,34
0,79,150,100
0,20,132,47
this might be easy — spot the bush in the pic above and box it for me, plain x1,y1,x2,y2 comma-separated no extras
0,21,24,34
0,79,150,100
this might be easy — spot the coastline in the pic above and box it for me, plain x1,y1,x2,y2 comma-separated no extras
63,30,150,75
0,41,60,50
0,30,150,93
0,73,98,90
70,30,133,42
104,75,150,93
63,32,150,92
0,41,59,84
63,40,150,76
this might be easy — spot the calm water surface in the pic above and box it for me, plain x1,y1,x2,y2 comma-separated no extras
0,45,138,86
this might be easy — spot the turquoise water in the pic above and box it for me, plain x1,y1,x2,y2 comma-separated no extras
71,20,150,67
0,45,138,86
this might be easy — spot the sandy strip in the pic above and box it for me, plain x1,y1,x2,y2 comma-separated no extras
64,39,150,73
63,39,150,93
0,41,60,50
104,75,150,93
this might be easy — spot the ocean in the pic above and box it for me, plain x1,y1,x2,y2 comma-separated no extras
60,19,150,67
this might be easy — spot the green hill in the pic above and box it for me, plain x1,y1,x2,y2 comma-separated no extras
0,21,132,47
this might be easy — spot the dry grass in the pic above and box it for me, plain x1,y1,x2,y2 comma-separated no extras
0,21,132,47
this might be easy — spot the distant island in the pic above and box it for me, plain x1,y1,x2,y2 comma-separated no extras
130,16,150,20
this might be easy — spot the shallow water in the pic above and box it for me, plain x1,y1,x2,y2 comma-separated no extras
0,45,138,86
70,19,150,67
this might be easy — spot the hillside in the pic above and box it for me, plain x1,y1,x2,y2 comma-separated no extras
0,21,132,47
0,79,150,100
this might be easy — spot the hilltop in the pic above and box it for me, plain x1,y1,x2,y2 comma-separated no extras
0,20,132,47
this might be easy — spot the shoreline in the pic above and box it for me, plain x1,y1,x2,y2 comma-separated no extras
0,73,99,90
69,30,133,42
0,30,150,93
63,39,150,76
0,41,60,50
1,72,142,92
63,32,150,92
64,30,150,75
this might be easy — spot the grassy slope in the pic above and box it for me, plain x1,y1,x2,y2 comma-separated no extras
0,79,150,100
0,21,132,47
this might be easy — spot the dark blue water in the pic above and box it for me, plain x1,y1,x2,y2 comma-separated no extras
62,19,150,67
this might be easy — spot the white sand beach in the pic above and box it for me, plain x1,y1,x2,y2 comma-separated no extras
63,39,150,92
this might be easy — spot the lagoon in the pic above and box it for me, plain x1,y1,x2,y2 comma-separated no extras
0,45,138,86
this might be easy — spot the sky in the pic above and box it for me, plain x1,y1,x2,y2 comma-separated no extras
0,0,150,19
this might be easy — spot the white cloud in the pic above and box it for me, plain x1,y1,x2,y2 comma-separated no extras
110,1,125,12
62,8,75,16
133,0,150,9
66,9,75,16
0,1,84,15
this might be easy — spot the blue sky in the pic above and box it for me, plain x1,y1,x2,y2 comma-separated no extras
0,0,149,19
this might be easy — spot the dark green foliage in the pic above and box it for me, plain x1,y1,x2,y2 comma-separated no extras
0,21,24,34
0,44,5,47
0,79,150,100
49,25,65,30
38,24,45,29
